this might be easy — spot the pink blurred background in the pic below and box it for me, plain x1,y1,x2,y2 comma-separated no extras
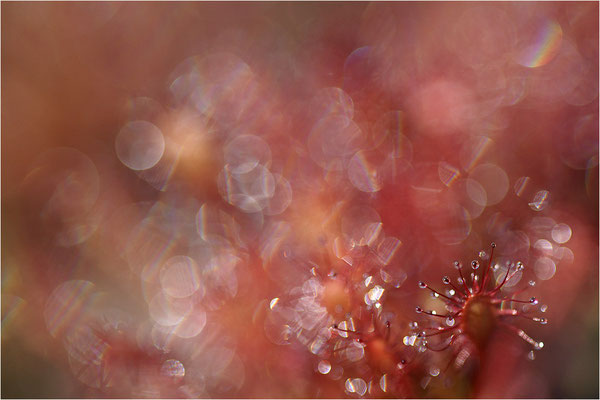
2,2,598,398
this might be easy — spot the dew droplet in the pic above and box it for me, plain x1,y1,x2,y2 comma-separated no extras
528,350,536,360
446,316,455,326
269,298,280,310
403,335,417,346
529,297,538,305
429,367,440,377
345,377,367,395
471,260,480,270
457,277,464,285
367,285,385,302
318,360,332,374
415,306,423,313
516,261,524,271
478,251,487,259
453,261,461,269
540,304,548,312
409,321,418,329
380,374,388,392
534,341,544,350
442,276,450,284
538,317,547,325
161,359,186,379
491,242,496,248
529,280,536,287
418,281,427,289
529,190,550,211
447,289,456,296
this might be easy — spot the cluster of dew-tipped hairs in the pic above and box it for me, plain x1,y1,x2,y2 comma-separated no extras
409,243,547,360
